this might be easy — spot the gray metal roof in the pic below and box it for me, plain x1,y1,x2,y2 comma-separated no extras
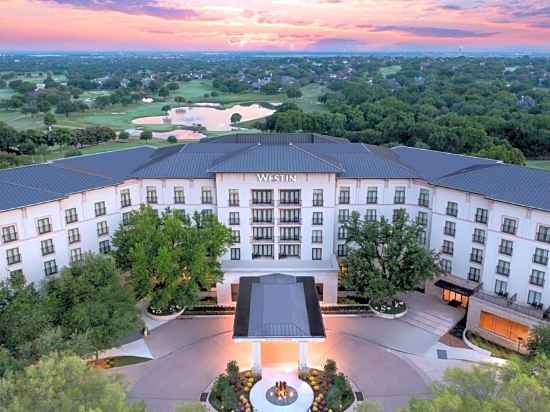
201,132,348,144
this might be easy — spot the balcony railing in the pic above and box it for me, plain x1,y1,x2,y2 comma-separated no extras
474,290,546,319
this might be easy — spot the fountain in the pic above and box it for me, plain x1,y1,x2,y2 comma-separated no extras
265,380,298,406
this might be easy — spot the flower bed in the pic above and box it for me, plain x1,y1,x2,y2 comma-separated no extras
299,360,354,412
209,361,260,412
146,303,185,321
90,356,151,369
321,305,371,315
370,300,407,319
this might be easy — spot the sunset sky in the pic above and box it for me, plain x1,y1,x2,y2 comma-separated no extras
1,0,549,52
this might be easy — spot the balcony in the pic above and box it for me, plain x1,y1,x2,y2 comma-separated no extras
250,200,274,207
277,200,302,207
278,236,302,243
474,290,547,320
278,219,302,225
250,236,274,243
250,218,274,225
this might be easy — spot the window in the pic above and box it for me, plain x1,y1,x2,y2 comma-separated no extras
97,221,109,236
444,221,456,237
496,260,510,276
480,311,528,343
279,244,300,259
94,201,106,217
392,208,405,223
417,229,427,245
252,190,273,205
252,209,273,224
475,208,489,224
37,217,52,235
394,187,406,204
99,240,111,254
337,244,347,257
229,212,240,225
470,248,483,264
312,212,323,225
312,189,323,207
533,248,549,266
65,208,78,224
366,209,377,222
231,230,241,244
312,230,323,243
442,240,454,255
366,187,378,204
174,187,185,204
338,187,350,204
418,189,430,207
499,239,514,256
312,248,322,260
2,225,17,243
280,190,301,205
468,267,481,282
501,218,517,235
536,225,550,243
253,227,273,241
122,212,131,226
70,248,83,263
9,269,23,280
120,189,132,208
530,270,545,287
440,258,452,274
337,226,348,240
252,244,273,259
417,212,428,227
446,202,458,217
68,228,80,244
201,187,213,204
41,239,55,256
280,209,300,224
6,247,21,265
44,259,58,276
146,186,158,204
230,248,240,260
338,209,350,223
495,279,508,295
472,228,486,244
280,227,300,241
228,189,239,207
527,290,542,306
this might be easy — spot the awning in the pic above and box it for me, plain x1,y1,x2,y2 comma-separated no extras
434,279,476,296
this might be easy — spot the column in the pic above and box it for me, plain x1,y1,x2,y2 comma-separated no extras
298,341,308,372
252,341,262,376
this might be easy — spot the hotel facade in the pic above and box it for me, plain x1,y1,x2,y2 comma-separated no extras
1,133,549,351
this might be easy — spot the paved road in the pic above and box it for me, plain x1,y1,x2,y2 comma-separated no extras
118,316,435,412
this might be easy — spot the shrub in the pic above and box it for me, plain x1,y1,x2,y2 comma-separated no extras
64,148,82,157
324,359,337,383
140,130,153,140
118,130,130,140
167,135,178,143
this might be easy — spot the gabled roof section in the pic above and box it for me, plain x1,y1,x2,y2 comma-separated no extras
207,143,344,174
391,146,501,181
201,132,348,144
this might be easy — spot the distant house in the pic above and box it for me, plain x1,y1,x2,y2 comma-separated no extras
34,83,45,91
518,95,536,109
142,97,154,103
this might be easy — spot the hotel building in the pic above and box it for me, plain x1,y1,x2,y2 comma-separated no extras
0,133,549,351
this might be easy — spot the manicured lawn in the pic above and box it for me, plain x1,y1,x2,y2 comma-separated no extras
292,83,328,112
380,65,402,78
0,89,14,100
527,160,550,171
0,111,45,129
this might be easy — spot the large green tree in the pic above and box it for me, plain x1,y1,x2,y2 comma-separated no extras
44,253,142,359
112,206,232,312
342,212,439,304
0,354,148,412
399,355,550,412
528,324,550,357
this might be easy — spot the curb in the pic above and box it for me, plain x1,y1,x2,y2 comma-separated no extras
462,329,493,357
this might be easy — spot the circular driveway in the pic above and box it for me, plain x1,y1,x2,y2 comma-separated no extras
118,316,431,412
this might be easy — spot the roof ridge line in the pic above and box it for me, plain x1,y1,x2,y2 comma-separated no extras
291,143,344,171
49,162,119,181
206,143,257,171
131,144,189,174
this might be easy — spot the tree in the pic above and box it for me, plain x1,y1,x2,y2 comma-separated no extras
158,87,169,98
0,354,148,412
471,144,526,165
112,207,232,312
118,130,130,140
230,112,242,124
162,104,171,112
176,403,207,412
342,212,439,304
528,324,550,356
286,86,303,98
174,96,187,103
167,135,178,143
399,355,550,412
43,112,56,127
140,130,153,140
43,253,142,359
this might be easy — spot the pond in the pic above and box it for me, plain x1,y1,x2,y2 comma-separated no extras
132,103,275,131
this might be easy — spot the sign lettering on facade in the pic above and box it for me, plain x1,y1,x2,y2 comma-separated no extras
256,173,297,183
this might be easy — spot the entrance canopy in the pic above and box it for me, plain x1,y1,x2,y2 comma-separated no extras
233,274,325,341
434,279,476,297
